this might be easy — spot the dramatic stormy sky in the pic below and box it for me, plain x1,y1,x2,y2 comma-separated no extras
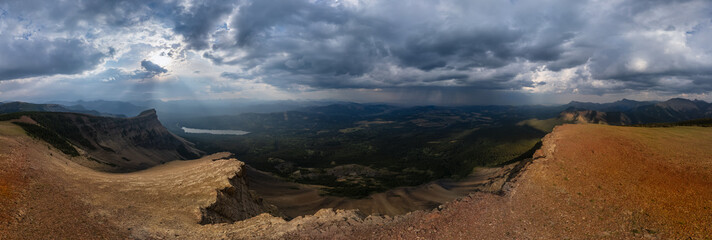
1,0,712,105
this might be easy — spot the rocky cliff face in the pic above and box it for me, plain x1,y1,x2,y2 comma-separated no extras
200,160,282,224
559,109,631,125
18,109,203,172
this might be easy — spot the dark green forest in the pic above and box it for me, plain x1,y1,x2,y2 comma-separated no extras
168,104,555,198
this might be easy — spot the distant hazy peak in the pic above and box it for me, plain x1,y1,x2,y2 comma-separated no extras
654,98,708,112
615,98,638,103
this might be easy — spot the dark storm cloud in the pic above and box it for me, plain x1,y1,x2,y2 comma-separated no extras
392,29,520,70
58,0,236,50
140,60,168,75
202,0,590,89
2,0,712,101
0,0,239,80
0,38,107,80
231,0,316,46
196,0,712,95
1,0,159,32
171,0,237,50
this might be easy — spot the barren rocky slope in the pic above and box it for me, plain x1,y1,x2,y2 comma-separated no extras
0,120,277,239
286,124,712,239
0,119,395,239
2,120,711,239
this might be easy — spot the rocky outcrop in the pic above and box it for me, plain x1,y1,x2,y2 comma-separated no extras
560,108,631,125
200,164,282,224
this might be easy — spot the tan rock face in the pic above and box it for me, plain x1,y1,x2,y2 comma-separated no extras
200,169,282,224
559,109,631,125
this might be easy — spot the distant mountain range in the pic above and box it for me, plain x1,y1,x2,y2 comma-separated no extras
0,101,122,117
562,98,712,125
49,100,150,117
5,98,712,126
296,98,712,126
563,98,658,112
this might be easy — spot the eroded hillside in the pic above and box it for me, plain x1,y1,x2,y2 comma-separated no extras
0,110,203,172
2,118,711,239
285,124,712,239
0,121,278,239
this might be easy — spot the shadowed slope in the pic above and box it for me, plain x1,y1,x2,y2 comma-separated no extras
0,110,203,172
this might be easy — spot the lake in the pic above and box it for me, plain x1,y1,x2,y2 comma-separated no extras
181,127,250,135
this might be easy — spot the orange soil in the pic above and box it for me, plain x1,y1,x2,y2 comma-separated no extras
0,129,28,231
0,134,128,239
288,124,712,239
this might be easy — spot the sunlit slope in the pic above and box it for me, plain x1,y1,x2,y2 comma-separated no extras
288,124,712,239
518,124,712,237
0,121,278,239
